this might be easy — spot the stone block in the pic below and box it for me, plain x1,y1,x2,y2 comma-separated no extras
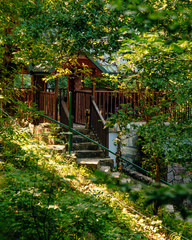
165,204,174,213
121,146,138,156
120,178,132,184
100,166,111,174
167,170,174,183
121,135,138,148
111,172,121,179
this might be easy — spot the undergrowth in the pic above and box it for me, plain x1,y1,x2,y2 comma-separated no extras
0,118,191,240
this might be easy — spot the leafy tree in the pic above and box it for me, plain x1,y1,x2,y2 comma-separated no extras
105,0,192,213
0,0,126,99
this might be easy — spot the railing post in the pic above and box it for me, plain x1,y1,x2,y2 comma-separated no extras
55,77,59,121
69,91,72,154
89,96,94,129
0,94,3,118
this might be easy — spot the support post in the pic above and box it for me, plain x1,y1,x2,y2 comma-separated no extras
55,77,59,120
92,78,96,98
0,94,3,118
68,91,72,154
31,75,34,103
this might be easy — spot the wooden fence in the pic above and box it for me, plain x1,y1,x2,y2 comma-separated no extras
16,88,192,125
90,96,109,155
75,89,192,124
16,89,33,106
39,91,57,122
16,88,67,123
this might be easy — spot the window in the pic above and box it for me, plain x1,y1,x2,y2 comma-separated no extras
14,74,31,89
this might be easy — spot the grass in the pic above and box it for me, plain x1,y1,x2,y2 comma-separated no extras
0,119,191,240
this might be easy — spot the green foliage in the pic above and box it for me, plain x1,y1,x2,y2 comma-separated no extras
1,114,192,239
91,169,192,239
0,118,150,240
10,101,43,126
47,76,68,89
145,184,192,219
14,74,31,89
104,0,192,215
0,0,127,99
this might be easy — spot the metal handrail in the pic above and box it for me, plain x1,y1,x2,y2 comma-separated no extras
9,97,172,187
37,112,172,186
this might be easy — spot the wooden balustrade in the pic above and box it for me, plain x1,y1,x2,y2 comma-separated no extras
15,89,33,106
75,91,92,124
16,88,191,125
90,96,109,156
16,88,67,123
39,91,56,122
75,89,192,124
60,99,74,129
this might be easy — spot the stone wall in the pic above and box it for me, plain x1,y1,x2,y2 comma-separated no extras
119,123,144,170
112,123,192,185
167,163,191,184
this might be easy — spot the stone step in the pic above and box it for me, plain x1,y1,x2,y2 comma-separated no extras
74,149,105,158
46,145,66,153
76,157,114,169
100,166,111,174
72,142,100,151
73,127,91,135
72,134,96,143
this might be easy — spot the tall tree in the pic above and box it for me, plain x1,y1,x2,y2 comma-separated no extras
104,0,192,215
106,0,192,181
0,0,126,98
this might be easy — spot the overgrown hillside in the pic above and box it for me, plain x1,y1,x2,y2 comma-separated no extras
0,119,191,240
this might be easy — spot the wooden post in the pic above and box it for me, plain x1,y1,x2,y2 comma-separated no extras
22,66,24,89
55,77,59,120
0,94,3,118
67,75,70,109
92,68,97,98
92,77,96,98
31,75,34,103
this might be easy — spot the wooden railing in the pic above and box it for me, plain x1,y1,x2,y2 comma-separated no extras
75,90,92,124
15,88,33,106
16,88,67,123
90,96,109,156
60,99,74,129
39,91,57,122
75,89,192,124
75,89,142,124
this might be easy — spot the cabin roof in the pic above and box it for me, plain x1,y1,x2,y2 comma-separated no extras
28,54,121,76
28,63,55,75
88,56,119,75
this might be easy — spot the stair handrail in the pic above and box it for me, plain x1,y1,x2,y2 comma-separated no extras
60,96,74,153
8,98,172,187
39,112,172,186
90,96,109,156
60,99,74,128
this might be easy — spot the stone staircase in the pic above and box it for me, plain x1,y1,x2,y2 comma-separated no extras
72,125,114,170
44,124,141,189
